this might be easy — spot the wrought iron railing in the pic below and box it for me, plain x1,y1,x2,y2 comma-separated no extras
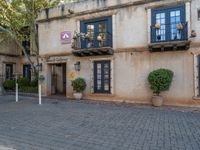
72,32,112,49
150,22,188,43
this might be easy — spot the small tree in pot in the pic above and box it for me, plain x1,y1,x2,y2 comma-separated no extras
71,77,86,100
148,68,174,107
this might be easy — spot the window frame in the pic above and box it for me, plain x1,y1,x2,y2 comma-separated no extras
23,64,31,80
93,60,111,94
198,9,200,21
151,4,186,43
80,16,112,49
5,64,13,80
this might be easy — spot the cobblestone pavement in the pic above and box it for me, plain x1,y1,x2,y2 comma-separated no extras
0,95,200,150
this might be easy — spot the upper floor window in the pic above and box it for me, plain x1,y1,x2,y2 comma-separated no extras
22,40,30,55
80,16,112,49
23,64,31,81
151,4,187,43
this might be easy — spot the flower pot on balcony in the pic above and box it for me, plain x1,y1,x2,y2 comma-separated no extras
97,35,103,41
176,23,183,30
155,22,161,29
157,35,161,40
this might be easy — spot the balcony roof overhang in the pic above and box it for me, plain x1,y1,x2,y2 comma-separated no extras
72,47,113,57
148,40,191,52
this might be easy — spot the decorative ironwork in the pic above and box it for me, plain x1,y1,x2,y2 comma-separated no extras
72,31,112,49
151,22,188,43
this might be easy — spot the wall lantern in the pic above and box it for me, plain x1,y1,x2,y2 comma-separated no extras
36,63,43,72
74,61,80,71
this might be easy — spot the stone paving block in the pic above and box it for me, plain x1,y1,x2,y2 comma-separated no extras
0,95,200,150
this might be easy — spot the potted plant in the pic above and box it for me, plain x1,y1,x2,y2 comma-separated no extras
148,68,174,107
176,22,183,30
71,77,86,100
155,22,161,29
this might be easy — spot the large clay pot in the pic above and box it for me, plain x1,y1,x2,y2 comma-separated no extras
152,95,163,107
73,92,83,100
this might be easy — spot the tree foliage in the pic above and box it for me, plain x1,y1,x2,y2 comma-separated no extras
0,0,60,77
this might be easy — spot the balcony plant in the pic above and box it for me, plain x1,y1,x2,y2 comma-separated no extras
155,22,161,29
148,68,174,106
155,23,161,40
71,77,86,100
176,23,183,30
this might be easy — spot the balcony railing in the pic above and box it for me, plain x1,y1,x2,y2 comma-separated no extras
150,22,188,43
72,32,112,50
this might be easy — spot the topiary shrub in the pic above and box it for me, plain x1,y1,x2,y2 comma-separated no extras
3,80,15,90
17,77,30,88
71,77,86,92
148,68,174,95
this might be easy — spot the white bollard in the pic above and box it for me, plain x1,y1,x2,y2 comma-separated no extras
39,84,42,105
16,83,18,102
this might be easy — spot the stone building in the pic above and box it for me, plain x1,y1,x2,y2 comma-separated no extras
0,38,36,84
37,0,200,106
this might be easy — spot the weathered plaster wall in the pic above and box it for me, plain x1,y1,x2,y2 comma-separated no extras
191,0,200,42
37,0,200,106
39,19,76,55
0,39,20,56
38,0,200,55
62,51,195,106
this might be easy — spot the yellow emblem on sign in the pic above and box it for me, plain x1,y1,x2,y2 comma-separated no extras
68,71,75,80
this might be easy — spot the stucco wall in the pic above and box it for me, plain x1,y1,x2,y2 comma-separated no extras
37,0,200,106
61,51,195,106
191,0,200,42
38,0,200,55
0,38,20,56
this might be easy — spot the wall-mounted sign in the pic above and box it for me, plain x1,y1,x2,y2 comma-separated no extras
60,31,71,44
68,70,75,81
47,56,68,63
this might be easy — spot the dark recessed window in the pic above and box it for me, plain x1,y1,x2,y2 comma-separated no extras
198,9,200,20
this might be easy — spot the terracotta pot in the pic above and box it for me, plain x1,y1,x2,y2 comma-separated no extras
151,95,163,107
73,92,83,100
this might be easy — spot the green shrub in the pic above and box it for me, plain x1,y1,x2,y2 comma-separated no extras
3,80,15,90
148,68,174,95
71,78,86,92
19,86,38,93
17,77,30,88
30,80,38,87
